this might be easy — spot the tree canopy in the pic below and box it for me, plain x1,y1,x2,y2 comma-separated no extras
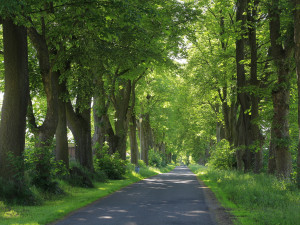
0,0,300,199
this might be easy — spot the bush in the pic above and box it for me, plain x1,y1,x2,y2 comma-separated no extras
94,143,127,180
207,139,236,170
148,150,162,167
25,145,64,193
138,160,147,168
148,150,167,168
0,177,36,205
66,165,94,188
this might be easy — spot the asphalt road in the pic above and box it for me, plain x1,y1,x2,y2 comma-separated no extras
54,166,217,225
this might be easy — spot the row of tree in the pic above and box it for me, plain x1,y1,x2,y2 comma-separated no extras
180,0,300,184
0,0,197,188
1,0,299,193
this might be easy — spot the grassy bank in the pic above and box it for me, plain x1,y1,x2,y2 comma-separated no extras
189,164,300,225
0,165,175,225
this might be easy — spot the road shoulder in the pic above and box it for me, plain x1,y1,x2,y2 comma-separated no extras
196,177,235,225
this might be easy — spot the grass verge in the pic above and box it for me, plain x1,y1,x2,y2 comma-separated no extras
0,164,175,225
189,164,300,225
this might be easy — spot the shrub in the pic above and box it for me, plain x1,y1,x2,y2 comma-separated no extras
94,143,127,180
207,139,236,170
138,160,147,168
0,178,36,205
24,145,63,193
94,152,127,180
0,152,37,205
66,164,94,188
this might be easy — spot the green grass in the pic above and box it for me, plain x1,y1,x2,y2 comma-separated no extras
189,164,300,225
0,165,175,225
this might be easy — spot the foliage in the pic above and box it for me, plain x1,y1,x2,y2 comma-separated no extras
148,149,167,168
190,164,300,225
207,139,236,170
24,145,65,193
65,163,94,188
137,160,147,169
94,145,127,180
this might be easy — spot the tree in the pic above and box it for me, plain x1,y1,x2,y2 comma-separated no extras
268,0,294,178
0,18,29,181
295,0,300,186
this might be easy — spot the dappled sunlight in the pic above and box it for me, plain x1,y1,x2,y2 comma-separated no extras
54,166,215,225
98,216,113,219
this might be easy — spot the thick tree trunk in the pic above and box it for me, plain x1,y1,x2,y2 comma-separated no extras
27,26,59,146
269,0,293,178
235,0,254,172
0,19,29,180
128,82,139,165
248,0,263,173
295,0,300,187
140,113,151,165
55,81,69,169
268,120,277,174
66,100,93,170
92,79,116,155
113,80,131,159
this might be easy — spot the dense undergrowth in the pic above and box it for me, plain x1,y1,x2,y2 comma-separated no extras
0,163,175,225
189,164,300,225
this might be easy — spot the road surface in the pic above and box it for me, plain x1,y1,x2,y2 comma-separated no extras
54,166,217,225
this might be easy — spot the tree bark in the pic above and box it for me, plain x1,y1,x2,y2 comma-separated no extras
113,80,131,159
295,0,300,187
0,19,29,180
248,0,263,173
128,81,139,165
269,0,293,178
268,120,277,174
92,76,116,155
235,0,254,172
55,80,69,169
66,99,93,171
140,113,151,165
27,26,59,146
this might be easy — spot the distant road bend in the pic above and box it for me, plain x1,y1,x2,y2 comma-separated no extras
54,166,217,225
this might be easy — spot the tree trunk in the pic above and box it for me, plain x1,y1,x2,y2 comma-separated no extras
269,0,293,178
268,120,277,174
295,0,300,187
55,81,69,169
128,82,139,165
235,0,254,172
248,0,263,173
0,19,29,180
66,100,93,171
92,77,116,155
140,113,151,165
113,80,131,159
27,26,59,146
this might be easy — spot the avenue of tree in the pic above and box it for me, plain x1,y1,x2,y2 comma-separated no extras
0,0,300,196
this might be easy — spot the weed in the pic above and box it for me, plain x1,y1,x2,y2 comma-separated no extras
189,164,300,225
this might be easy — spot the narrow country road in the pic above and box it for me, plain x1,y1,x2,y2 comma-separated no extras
54,166,217,225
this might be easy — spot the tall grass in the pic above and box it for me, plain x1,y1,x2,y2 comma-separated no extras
189,164,300,225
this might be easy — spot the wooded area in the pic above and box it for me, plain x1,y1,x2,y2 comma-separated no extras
0,0,299,202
